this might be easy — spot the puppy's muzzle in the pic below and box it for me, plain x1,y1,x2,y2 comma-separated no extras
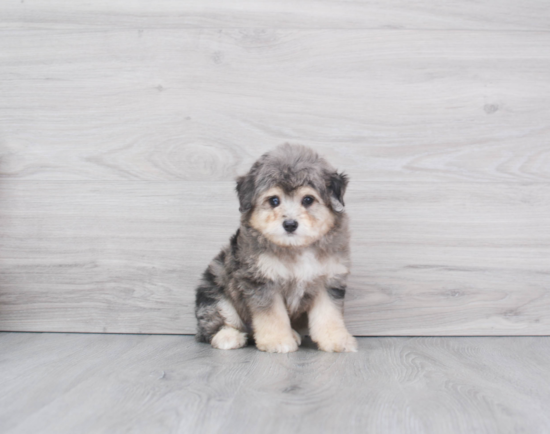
283,219,298,233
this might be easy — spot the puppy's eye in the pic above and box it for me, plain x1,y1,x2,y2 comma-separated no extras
268,196,280,208
302,195,315,207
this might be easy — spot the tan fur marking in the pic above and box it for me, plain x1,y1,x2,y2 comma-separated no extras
252,293,298,353
308,289,357,353
249,187,284,237
295,186,335,242
249,186,336,248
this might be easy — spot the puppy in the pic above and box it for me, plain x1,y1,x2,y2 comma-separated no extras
195,144,357,353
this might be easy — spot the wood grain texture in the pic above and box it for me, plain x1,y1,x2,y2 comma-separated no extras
1,333,550,434
1,0,550,30
1,29,549,182
1,2,549,335
1,181,548,335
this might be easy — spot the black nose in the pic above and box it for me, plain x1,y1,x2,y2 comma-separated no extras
283,219,298,233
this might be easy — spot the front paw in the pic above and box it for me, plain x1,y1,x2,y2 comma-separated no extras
255,332,299,353
315,331,358,353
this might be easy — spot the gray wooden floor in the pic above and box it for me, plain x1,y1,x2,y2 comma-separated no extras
1,333,549,434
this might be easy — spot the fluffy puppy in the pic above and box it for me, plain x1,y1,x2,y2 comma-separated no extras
195,144,357,353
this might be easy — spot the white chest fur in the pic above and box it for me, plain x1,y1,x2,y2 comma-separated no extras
256,250,348,283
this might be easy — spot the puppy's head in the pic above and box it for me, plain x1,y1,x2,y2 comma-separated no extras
236,144,348,247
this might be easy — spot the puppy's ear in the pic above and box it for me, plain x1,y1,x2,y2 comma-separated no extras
327,171,349,212
236,173,255,213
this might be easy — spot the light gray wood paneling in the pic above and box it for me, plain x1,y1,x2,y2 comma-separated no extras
1,0,549,30
1,333,550,434
1,29,549,182
1,2,549,335
1,181,548,335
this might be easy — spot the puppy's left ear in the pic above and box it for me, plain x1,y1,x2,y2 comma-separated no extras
327,171,349,212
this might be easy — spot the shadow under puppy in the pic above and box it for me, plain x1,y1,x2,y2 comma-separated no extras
195,144,357,353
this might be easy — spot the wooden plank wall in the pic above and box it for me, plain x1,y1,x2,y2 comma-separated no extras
0,1,549,335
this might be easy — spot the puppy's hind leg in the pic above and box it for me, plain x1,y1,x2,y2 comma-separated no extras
211,326,247,350
211,298,248,350
195,259,247,349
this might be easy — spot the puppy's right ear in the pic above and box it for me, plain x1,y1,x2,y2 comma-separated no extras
236,173,255,213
